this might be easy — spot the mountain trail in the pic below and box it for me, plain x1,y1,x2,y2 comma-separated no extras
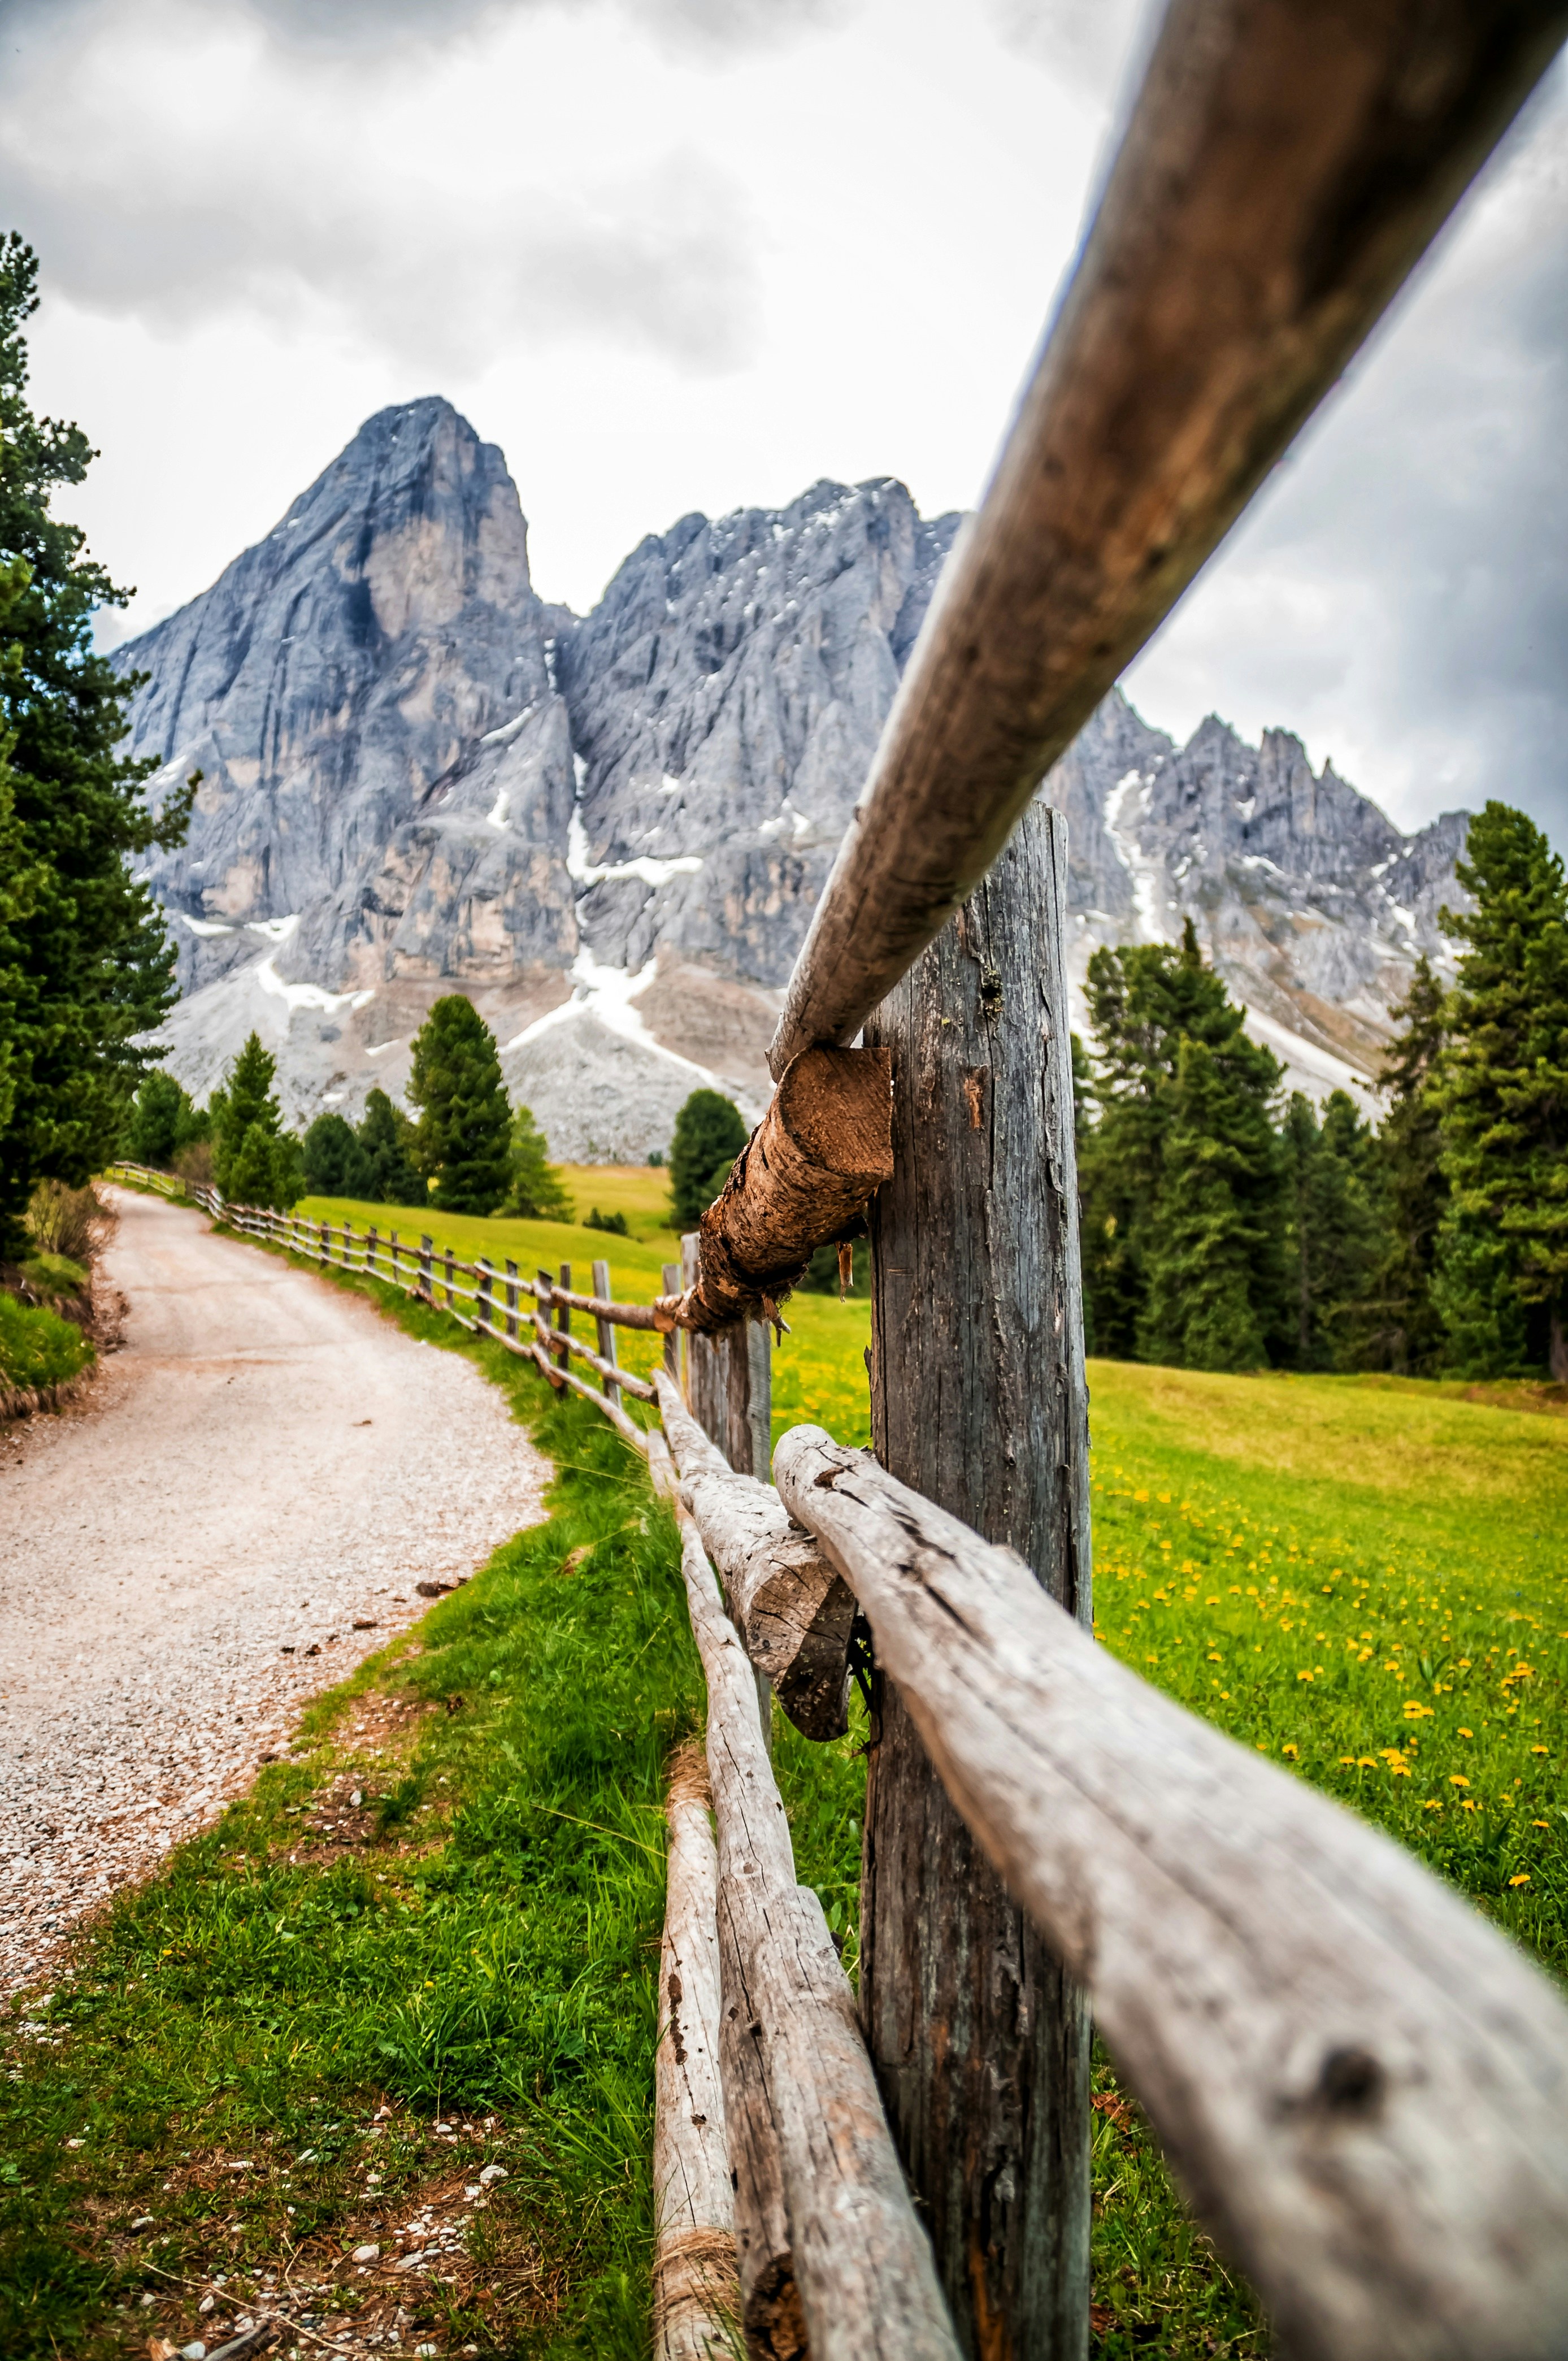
0,1186,549,1997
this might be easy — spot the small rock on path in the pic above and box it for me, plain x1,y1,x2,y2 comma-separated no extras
0,1187,549,1996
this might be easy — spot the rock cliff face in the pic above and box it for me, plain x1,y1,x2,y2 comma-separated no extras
118,398,1467,1158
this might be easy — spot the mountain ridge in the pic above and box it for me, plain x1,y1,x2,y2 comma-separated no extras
116,396,1466,1157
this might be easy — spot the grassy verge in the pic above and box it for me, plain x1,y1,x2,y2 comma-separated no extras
0,1288,94,1396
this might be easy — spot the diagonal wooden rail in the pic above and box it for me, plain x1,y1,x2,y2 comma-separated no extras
772,1425,1568,2361
767,0,1568,1079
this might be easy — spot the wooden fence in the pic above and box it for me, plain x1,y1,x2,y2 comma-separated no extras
105,3,1568,2353
107,1153,1568,2358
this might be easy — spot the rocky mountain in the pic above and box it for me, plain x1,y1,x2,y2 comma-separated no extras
118,396,1466,1158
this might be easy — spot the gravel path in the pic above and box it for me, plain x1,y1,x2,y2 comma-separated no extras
0,1186,550,1997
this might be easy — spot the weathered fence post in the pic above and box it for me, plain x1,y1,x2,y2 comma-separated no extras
420,1234,433,1302
662,1262,682,1385
444,1244,455,1310
505,1258,519,1342
862,797,1092,2355
477,1256,494,1333
537,1268,566,1391
555,1262,572,1378
591,1257,622,1410
367,1223,379,1275
390,1230,401,1286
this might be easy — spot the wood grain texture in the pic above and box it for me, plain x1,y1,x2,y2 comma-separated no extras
655,1744,741,2361
774,1428,1568,2361
768,0,1568,1077
662,1048,893,1333
675,1512,959,2361
862,800,1091,2358
657,1370,853,1743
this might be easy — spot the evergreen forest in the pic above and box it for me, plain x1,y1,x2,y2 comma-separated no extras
1076,801,1568,1383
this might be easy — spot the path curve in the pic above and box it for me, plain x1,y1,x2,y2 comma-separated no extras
0,1186,550,1995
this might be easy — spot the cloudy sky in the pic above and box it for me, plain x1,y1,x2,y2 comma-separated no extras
6,0,1565,841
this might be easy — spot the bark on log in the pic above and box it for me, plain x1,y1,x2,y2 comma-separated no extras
861,797,1091,2355
657,1371,853,1742
675,1513,958,2361
659,1049,892,1334
654,1743,741,2361
773,1427,1568,2361
768,0,1568,1078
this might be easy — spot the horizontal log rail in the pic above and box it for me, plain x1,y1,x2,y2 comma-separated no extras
656,1371,854,1742
674,1496,958,2359
772,1425,1568,2361
766,0,1568,1077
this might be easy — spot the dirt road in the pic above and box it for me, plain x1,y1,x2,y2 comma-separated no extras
0,1186,550,1994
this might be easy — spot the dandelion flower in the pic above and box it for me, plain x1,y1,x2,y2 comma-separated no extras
1282,1743,1299,1759
1357,1757,1377,1768
1509,1873,1531,1888
1339,1756,1356,1766
1531,1745,1549,1756
1449,1774,1470,1787
1458,1728,1473,1739
1532,1820,1550,1830
1296,1670,1314,1683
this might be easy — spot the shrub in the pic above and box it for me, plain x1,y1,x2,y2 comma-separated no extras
173,1139,215,1189
0,1291,93,1392
25,1179,104,1262
584,1206,631,1237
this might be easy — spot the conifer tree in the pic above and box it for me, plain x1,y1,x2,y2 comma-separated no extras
1138,1034,1284,1371
1354,957,1449,1373
1081,919,1284,1365
669,1090,748,1229
211,1032,300,1209
407,997,512,1216
125,1069,187,1168
498,1103,572,1220
355,1087,424,1208
1281,1089,1382,1368
1433,802,1568,1378
302,1110,370,1199
0,237,193,1247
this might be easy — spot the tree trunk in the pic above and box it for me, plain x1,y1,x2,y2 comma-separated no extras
862,797,1092,2358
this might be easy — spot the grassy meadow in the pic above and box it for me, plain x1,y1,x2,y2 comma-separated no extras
6,1170,1562,2356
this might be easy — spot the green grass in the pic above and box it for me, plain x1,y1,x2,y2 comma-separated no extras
0,1288,94,1392
17,1253,90,1301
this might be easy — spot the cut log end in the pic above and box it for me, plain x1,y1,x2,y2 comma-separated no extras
666,1046,893,1334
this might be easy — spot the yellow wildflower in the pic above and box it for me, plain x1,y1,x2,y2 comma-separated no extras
1509,1873,1531,1888
1449,1774,1470,1787
1282,1743,1298,1759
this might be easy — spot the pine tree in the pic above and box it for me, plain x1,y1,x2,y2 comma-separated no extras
0,238,194,1247
211,1032,301,1209
1139,1033,1284,1371
669,1089,748,1229
1281,1089,1382,1369
1080,920,1284,1364
302,1111,370,1199
1353,957,1449,1373
498,1103,572,1219
1433,803,1568,1378
125,1070,186,1168
214,1032,282,1195
355,1087,424,1208
407,997,512,1216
